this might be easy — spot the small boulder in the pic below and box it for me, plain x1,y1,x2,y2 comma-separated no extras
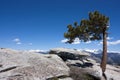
49,48,89,61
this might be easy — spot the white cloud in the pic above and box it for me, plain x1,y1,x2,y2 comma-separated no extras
85,41,91,44
13,38,20,42
99,41,102,45
61,38,80,44
16,42,22,45
108,40,120,45
84,49,99,53
72,38,80,44
61,39,68,43
99,40,120,46
28,49,47,53
13,38,21,45
13,38,33,46
107,37,113,40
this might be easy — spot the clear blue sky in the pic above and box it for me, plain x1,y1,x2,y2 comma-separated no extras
0,0,120,52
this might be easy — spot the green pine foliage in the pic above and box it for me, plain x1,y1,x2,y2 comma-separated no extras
64,11,109,43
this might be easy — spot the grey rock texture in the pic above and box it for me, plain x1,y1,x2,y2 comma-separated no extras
0,48,70,80
50,48,120,80
0,48,120,80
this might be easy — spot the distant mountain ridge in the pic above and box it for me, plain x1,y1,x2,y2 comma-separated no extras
83,50,120,65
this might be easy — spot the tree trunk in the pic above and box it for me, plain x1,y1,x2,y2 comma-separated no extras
100,29,107,73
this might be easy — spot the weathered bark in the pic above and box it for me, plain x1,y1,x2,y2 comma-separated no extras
100,28,107,73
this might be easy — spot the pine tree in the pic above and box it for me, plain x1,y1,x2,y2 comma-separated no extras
64,11,109,74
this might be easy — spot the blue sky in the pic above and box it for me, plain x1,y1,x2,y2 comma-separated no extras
0,0,120,52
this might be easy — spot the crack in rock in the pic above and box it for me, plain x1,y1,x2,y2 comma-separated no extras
0,66,17,73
